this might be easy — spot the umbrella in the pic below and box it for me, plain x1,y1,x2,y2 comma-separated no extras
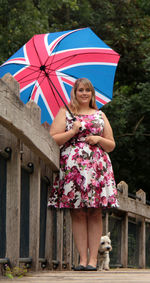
0,28,120,124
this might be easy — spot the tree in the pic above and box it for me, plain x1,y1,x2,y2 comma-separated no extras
82,0,150,197
0,0,150,197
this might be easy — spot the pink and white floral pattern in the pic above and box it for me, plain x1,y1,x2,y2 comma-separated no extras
48,110,119,209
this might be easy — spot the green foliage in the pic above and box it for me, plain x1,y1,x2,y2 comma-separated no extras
4,265,27,279
0,0,49,63
0,0,150,197
137,0,150,15
88,0,150,86
103,79,150,195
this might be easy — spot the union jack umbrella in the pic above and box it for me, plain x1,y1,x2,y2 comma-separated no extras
0,28,120,124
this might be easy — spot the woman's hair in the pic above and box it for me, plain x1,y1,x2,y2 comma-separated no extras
69,78,98,114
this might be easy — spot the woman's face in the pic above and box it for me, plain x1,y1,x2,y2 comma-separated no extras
75,82,92,106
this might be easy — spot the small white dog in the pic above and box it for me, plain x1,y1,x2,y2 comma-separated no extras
98,232,112,271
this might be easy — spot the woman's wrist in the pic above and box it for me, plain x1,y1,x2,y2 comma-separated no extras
97,136,102,145
68,128,76,138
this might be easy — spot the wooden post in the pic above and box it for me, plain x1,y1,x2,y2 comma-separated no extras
121,212,128,267
1,73,20,97
6,138,21,267
29,155,41,271
65,210,72,270
117,181,129,268
136,189,146,268
45,208,53,270
73,242,79,268
56,209,63,270
45,167,53,270
138,218,145,268
103,211,109,235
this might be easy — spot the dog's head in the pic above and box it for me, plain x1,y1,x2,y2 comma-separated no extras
99,232,112,253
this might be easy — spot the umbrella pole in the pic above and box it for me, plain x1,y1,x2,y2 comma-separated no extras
47,75,76,121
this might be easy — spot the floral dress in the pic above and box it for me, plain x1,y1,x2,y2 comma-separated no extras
48,110,118,209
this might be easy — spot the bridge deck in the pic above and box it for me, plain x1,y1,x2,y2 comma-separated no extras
0,269,150,282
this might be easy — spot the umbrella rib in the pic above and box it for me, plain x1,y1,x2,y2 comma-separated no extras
46,77,61,109
44,37,62,68
43,40,118,103
45,51,119,80
27,72,47,102
16,66,46,85
45,49,117,100
46,54,77,74
46,75,75,120
46,50,119,70
44,29,84,68
44,36,80,73
55,70,111,100
17,70,41,83
32,36,43,66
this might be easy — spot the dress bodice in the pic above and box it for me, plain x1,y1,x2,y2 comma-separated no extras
66,110,104,142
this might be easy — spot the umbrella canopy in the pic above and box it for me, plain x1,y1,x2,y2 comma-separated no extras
0,28,120,124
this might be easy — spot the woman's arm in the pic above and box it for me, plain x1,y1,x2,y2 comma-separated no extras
50,108,81,146
85,112,115,153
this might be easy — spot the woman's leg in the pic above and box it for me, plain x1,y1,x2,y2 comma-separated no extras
87,208,102,267
70,208,88,267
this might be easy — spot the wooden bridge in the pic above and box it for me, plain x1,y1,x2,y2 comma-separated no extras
0,74,150,277
0,269,150,283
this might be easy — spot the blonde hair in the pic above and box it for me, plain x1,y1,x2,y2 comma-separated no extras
69,78,98,114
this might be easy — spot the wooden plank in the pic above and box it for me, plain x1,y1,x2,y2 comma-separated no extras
56,209,64,270
72,239,79,268
43,165,53,269
118,196,150,218
117,181,150,218
139,219,145,268
121,212,128,267
0,155,7,257
29,155,41,271
45,208,53,270
102,211,109,234
20,168,30,258
6,137,21,266
1,269,150,283
64,210,72,270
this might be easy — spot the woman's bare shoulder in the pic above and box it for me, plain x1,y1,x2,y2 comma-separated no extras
101,111,110,123
56,106,66,116
100,111,106,118
50,107,66,135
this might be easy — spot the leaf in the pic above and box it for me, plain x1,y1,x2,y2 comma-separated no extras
6,273,14,279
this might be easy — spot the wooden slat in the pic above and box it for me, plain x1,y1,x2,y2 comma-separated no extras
0,155,7,258
121,213,128,267
0,269,150,283
6,137,21,266
29,155,41,271
20,168,30,258
56,209,63,270
64,210,72,270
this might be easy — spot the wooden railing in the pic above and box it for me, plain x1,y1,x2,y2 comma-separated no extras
0,74,150,272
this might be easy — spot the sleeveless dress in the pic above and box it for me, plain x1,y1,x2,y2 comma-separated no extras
48,110,118,209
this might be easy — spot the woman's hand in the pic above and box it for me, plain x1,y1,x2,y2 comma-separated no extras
85,112,116,152
50,108,82,146
72,120,82,135
85,135,101,145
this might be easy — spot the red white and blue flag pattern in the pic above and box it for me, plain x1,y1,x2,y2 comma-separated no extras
0,28,120,124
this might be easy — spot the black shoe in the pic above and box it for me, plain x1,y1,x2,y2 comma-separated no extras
85,265,97,271
74,265,86,271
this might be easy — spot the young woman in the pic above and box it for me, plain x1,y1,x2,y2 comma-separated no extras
48,78,118,271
